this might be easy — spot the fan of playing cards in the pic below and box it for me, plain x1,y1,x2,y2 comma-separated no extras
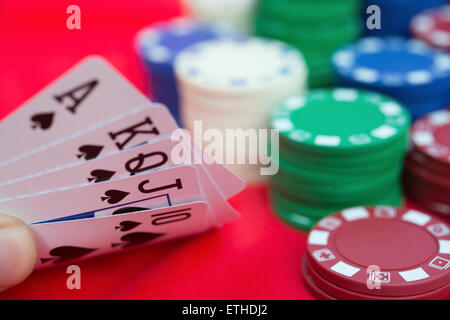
0,57,246,269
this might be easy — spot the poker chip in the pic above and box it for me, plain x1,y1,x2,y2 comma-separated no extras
404,109,450,218
411,109,450,166
302,254,450,300
301,257,337,300
269,88,409,229
254,0,361,87
304,206,450,299
175,37,306,97
175,37,307,182
411,5,450,51
364,0,446,36
181,0,256,32
332,37,450,119
135,17,237,122
259,0,360,22
272,88,410,154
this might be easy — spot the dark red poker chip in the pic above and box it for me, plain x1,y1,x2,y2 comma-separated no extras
405,153,450,189
306,206,450,297
405,182,450,217
301,256,336,300
404,172,450,200
403,168,450,199
411,109,450,167
409,194,450,217
409,150,450,178
303,254,450,300
411,5,450,51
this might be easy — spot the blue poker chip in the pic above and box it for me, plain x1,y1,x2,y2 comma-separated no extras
332,37,450,91
135,17,237,73
407,98,450,120
364,0,445,37
135,17,238,123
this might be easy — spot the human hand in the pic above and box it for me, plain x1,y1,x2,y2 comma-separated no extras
0,213,37,291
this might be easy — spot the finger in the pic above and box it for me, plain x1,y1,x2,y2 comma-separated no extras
0,214,37,291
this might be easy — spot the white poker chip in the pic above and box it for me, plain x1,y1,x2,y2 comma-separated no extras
182,100,272,130
182,0,256,32
178,70,305,115
174,36,307,97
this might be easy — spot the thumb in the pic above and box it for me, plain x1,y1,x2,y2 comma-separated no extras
0,213,37,291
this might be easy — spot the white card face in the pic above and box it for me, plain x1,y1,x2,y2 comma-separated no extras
0,137,178,198
0,56,149,164
0,138,239,226
0,136,241,225
32,201,210,269
0,104,178,183
191,141,246,199
0,165,203,224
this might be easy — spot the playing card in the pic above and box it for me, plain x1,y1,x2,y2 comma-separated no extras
0,104,178,183
0,54,246,271
32,201,210,269
0,165,203,224
0,135,241,225
0,56,149,164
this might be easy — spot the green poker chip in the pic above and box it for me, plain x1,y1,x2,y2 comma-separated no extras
271,185,403,230
271,172,402,205
272,200,318,231
275,157,403,187
278,138,407,173
271,88,411,155
258,0,361,22
254,15,362,50
268,89,408,223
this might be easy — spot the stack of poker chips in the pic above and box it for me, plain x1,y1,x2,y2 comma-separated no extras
135,18,236,123
181,0,256,33
254,0,362,87
302,206,450,300
364,0,446,36
411,5,450,52
270,88,410,230
332,37,450,120
175,36,307,182
404,109,450,218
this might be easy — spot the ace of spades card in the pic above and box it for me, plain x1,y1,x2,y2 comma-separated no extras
0,56,246,269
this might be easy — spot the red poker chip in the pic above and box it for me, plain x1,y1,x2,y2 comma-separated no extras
411,5,450,51
409,150,450,178
403,167,450,198
404,181,450,216
306,206,450,297
303,254,450,300
411,109,450,167
404,176,450,205
405,153,450,189
409,197,450,218
301,256,336,300
404,169,450,197
408,193,450,217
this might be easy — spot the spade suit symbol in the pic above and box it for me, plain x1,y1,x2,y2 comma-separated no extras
40,246,97,264
87,169,116,183
77,145,104,160
101,189,129,204
111,232,164,248
115,221,142,232
31,112,55,130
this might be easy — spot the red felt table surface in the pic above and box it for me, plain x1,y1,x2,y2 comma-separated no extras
0,0,314,300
